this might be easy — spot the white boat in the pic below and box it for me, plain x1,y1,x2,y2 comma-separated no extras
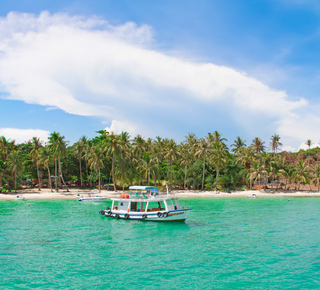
15,195,24,200
77,193,106,202
247,193,257,198
99,185,191,222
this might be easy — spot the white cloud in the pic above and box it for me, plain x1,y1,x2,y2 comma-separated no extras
0,128,50,144
0,11,317,146
104,120,138,136
281,145,296,152
298,142,320,151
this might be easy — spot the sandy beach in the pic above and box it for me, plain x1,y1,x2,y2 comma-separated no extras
1,188,320,200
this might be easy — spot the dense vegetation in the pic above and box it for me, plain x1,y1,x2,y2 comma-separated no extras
0,131,319,192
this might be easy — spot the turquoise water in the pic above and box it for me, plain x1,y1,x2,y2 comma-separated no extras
1,197,320,289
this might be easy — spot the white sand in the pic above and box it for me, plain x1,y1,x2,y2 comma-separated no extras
1,188,320,200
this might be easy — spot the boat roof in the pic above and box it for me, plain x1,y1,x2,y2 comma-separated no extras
129,186,158,190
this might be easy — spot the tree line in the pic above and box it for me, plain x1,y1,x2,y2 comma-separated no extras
0,130,319,192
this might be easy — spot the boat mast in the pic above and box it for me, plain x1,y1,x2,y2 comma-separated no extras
166,184,169,198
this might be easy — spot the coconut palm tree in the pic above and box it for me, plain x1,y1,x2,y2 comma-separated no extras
295,161,310,191
164,139,178,188
194,137,210,190
252,137,265,153
6,150,24,192
0,136,15,188
210,141,228,190
270,134,282,155
74,139,85,187
236,146,255,190
29,137,43,191
248,160,267,190
231,137,246,155
312,165,320,191
87,145,105,192
306,139,312,166
104,132,122,191
38,146,54,192
48,132,68,191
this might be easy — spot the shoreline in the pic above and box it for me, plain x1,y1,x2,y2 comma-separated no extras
1,188,320,200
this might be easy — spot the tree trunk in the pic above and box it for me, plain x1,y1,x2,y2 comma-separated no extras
79,156,82,187
184,165,187,190
215,167,219,191
112,153,116,191
48,166,53,192
98,168,101,193
59,157,69,192
170,158,173,189
14,171,17,193
202,154,205,190
55,158,58,192
36,163,41,191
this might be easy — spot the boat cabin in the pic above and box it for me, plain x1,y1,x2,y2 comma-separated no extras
111,198,181,213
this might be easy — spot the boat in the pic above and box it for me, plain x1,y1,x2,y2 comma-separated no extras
247,193,257,198
77,193,106,202
99,185,191,222
15,195,24,200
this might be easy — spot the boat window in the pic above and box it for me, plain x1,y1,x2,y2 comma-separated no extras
113,201,119,210
131,202,138,212
147,201,163,212
137,202,146,212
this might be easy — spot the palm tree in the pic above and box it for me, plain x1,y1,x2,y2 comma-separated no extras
164,139,178,189
29,137,43,191
295,161,310,191
236,146,255,190
0,136,15,188
194,137,209,190
6,150,24,192
252,137,265,153
306,139,312,166
210,141,228,190
74,139,85,187
87,145,105,192
104,132,122,191
115,154,133,190
38,146,54,192
270,134,282,155
48,132,69,191
231,137,246,155
312,165,320,191
248,160,267,190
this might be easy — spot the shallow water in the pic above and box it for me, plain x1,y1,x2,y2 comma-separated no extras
1,197,320,289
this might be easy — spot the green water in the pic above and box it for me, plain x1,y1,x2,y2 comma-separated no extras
1,197,320,289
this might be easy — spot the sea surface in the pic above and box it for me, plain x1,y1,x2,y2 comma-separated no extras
1,197,320,289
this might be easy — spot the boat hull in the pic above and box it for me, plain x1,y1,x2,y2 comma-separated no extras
78,197,106,202
101,209,191,222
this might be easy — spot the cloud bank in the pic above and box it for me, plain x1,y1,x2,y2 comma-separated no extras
0,11,317,149
0,128,50,144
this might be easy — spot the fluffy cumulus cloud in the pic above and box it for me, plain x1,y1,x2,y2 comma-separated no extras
0,128,50,144
0,11,317,149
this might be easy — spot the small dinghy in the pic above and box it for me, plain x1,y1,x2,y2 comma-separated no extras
15,195,25,200
77,193,106,202
247,194,257,198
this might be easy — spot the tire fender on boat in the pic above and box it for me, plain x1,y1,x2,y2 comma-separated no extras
125,214,130,219
163,212,168,218
142,214,147,220
115,214,120,219
107,211,112,216
157,212,162,218
99,210,105,215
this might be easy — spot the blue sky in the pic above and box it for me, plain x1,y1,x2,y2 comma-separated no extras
0,0,320,151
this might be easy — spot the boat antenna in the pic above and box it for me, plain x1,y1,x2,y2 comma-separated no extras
166,184,169,198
